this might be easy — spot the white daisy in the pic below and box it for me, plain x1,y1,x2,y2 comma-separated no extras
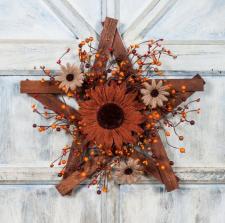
140,80,169,108
55,63,84,92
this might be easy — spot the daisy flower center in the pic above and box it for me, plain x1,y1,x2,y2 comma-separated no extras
66,73,74,82
124,167,133,175
97,103,124,129
150,89,159,97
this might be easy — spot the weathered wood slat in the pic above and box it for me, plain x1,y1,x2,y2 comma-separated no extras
21,80,63,94
20,76,204,94
43,0,98,39
1,167,225,184
165,74,205,113
62,137,89,195
151,132,179,192
161,74,205,92
112,29,135,76
29,93,81,121
123,0,177,41
1,40,225,71
92,17,118,77
56,155,112,195
131,151,162,182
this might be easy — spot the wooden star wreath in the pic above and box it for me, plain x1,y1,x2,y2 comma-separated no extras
20,17,205,196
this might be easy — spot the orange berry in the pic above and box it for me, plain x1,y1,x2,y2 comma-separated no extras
181,85,186,90
102,187,108,193
83,156,89,162
61,104,66,109
51,124,56,129
146,123,151,129
160,165,165,170
165,131,170,137
142,160,148,165
179,147,185,153
154,113,160,119
61,160,66,165
80,172,87,177
67,92,73,97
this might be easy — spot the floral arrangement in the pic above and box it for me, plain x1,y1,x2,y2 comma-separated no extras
20,17,205,196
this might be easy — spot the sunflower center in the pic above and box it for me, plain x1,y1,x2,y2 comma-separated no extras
151,89,159,97
124,167,133,175
97,103,124,129
66,73,74,81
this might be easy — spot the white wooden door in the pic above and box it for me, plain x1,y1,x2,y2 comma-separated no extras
1,0,225,222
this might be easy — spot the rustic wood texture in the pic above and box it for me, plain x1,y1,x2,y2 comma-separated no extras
166,74,205,113
92,17,118,77
20,75,204,94
56,155,112,195
28,93,81,121
120,184,225,223
112,29,135,75
62,137,89,195
131,151,162,182
151,132,179,191
159,75,205,92
21,80,63,94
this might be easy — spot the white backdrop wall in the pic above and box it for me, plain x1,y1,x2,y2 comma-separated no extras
0,0,225,222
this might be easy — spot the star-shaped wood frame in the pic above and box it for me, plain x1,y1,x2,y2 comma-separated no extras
20,17,205,196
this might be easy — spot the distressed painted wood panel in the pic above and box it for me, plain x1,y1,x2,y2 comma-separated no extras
0,0,73,40
1,167,225,185
119,184,225,223
123,0,225,42
145,0,225,41
0,185,101,223
0,41,225,71
67,0,102,33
